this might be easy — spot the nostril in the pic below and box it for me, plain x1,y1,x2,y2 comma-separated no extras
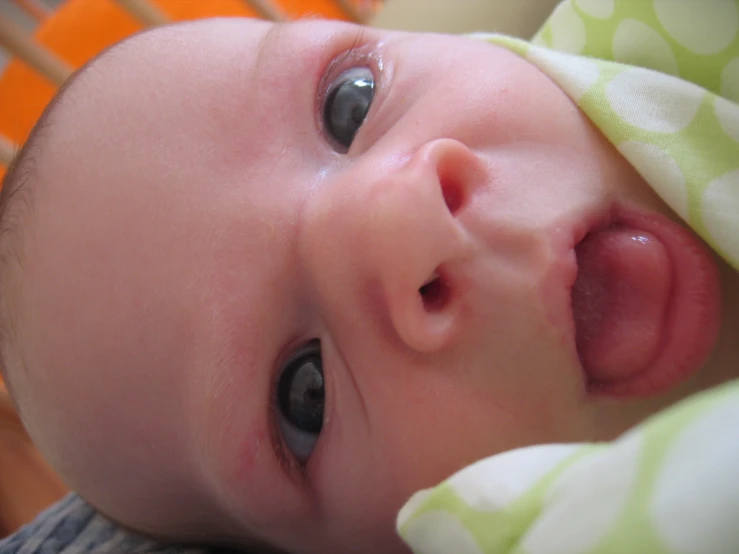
419,275,451,312
441,177,464,215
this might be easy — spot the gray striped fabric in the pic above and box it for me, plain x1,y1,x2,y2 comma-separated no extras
0,495,230,554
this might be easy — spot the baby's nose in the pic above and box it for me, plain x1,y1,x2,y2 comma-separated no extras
356,139,484,352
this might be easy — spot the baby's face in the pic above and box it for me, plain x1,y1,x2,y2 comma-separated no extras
11,17,729,554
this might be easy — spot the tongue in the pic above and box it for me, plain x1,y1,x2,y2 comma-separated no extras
572,227,672,383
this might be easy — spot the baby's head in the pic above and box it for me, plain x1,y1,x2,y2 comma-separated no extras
1,17,737,554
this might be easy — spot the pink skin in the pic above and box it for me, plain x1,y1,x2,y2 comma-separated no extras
8,17,738,554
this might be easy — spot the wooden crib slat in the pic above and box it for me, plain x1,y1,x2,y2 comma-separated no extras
242,0,287,22
334,0,372,23
0,15,72,86
9,0,51,24
112,0,170,27
0,134,15,169
0,387,68,538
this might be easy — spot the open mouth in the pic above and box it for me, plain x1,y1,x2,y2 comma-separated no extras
571,208,722,397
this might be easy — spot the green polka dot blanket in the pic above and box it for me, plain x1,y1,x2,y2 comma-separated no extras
398,381,739,554
396,1,739,553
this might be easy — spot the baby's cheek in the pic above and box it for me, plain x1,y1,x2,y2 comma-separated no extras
236,430,269,477
309,418,408,547
316,460,410,552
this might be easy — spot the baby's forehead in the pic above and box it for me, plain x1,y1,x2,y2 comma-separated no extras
43,16,280,114
30,19,267,165
22,15,380,240
21,15,355,266
40,15,358,136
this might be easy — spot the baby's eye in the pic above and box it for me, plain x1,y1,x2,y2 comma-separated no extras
322,67,375,151
277,340,324,463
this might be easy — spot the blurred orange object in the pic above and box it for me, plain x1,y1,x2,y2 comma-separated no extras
0,382,68,538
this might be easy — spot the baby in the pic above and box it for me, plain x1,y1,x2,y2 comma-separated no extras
1,1,738,553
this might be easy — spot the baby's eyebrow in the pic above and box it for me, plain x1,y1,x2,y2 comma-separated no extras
252,19,290,81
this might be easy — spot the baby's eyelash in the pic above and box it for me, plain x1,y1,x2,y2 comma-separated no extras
316,28,379,130
322,28,368,84
268,351,307,483
338,29,367,68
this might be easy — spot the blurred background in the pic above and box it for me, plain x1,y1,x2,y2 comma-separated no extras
373,0,559,37
0,0,560,68
0,0,558,540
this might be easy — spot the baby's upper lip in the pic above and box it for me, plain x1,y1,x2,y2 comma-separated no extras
542,206,615,370
452,199,605,348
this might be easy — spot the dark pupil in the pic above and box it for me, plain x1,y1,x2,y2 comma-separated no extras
279,355,324,433
324,72,374,148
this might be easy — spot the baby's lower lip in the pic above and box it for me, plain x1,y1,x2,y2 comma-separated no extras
571,208,721,397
